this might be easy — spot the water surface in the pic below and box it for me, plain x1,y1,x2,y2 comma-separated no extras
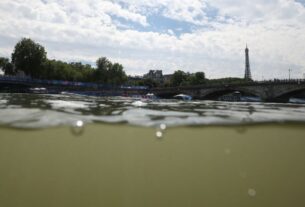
0,93,305,128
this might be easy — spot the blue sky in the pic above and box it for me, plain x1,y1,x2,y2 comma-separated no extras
113,1,220,35
0,0,305,80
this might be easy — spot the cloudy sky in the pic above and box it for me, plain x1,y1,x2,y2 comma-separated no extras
0,0,305,79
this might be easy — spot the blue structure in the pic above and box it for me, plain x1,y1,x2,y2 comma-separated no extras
0,75,149,96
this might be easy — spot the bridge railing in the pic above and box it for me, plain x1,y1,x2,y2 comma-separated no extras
256,79,305,84
152,78,305,91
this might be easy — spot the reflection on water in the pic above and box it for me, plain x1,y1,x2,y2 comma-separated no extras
1,93,305,128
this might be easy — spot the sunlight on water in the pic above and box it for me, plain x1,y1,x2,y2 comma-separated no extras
45,100,91,109
131,100,148,107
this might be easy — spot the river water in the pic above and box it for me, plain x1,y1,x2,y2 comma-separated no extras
1,93,305,128
1,93,305,207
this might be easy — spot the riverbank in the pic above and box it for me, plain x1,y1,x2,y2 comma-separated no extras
1,123,305,207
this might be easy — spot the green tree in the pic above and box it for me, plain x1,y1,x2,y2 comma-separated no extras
0,57,14,75
40,59,94,82
11,38,47,78
95,57,112,83
143,78,158,88
189,72,206,85
170,70,188,86
5,38,127,84
108,63,127,85
94,57,127,85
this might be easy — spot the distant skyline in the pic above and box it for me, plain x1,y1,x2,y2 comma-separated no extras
1,0,305,80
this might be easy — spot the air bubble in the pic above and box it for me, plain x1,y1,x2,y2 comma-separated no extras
156,131,163,138
248,188,256,197
160,123,167,130
76,120,84,127
71,120,84,136
225,148,231,155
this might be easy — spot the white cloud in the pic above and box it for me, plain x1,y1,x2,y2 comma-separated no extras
0,0,305,80
117,0,211,25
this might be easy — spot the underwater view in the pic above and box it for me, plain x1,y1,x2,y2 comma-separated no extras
1,93,305,207
1,0,305,206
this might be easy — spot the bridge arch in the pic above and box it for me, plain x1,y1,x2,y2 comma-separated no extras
199,87,262,100
274,86,305,100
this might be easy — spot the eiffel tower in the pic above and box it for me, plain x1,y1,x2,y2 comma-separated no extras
244,45,252,80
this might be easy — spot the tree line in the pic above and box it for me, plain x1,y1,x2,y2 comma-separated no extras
0,38,248,88
0,38,127,85
127,70,207,88
128,70,248,88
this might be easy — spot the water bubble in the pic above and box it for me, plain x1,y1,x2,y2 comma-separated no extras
248,188,256,197
160,123,167,130
76,120,84,127
156,131,163,138
224,148,231,155
155,124,166,139
71,120,84,136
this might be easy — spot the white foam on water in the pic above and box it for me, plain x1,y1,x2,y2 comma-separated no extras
0,94,305,129
131,101,148,107
0,100,7,104
45,100,91,109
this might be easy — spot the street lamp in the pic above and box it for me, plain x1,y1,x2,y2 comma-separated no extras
288,68,292,80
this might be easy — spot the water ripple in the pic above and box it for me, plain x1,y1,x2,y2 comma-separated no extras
0,93,305,128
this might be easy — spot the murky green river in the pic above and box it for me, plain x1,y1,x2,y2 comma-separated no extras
1,93,305,207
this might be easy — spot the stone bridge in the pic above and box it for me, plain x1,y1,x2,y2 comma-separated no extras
151,80,305,102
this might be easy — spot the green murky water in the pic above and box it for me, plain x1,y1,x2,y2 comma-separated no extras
1,93,305,207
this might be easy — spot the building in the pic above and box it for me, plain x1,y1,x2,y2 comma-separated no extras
244,45,252,80
144,70,164,83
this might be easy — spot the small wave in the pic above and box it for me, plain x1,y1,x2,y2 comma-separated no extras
45,100,92,109
0,94,305,128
